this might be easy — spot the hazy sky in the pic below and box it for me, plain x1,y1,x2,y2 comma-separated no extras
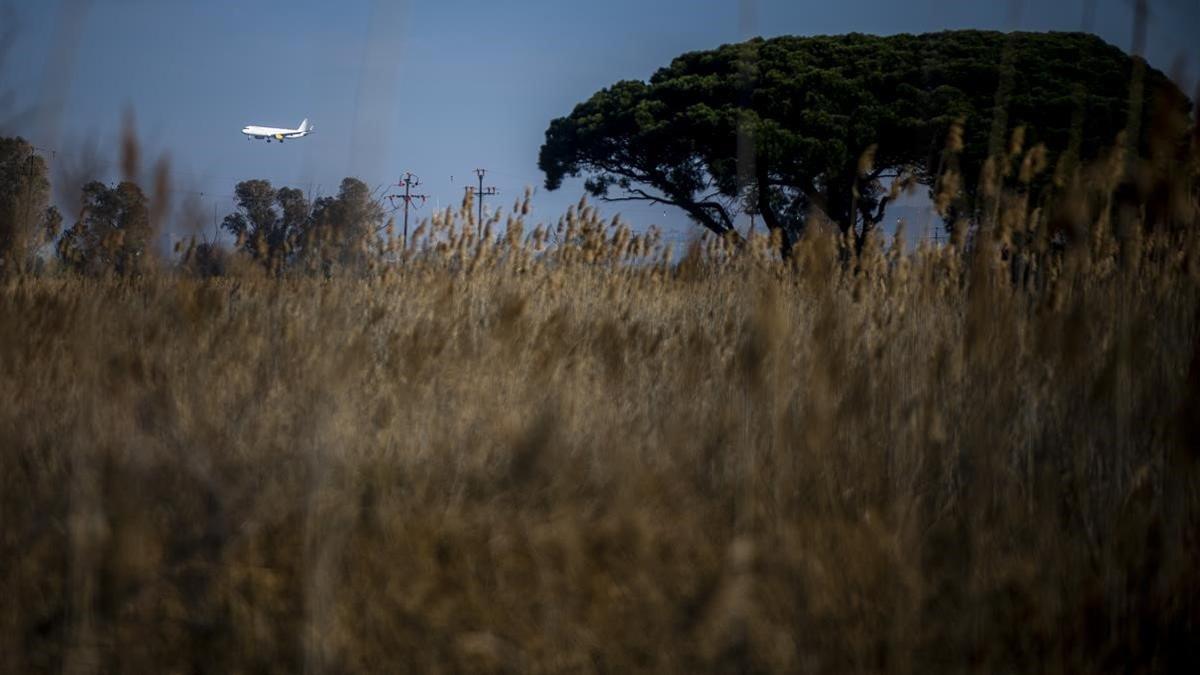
2,0,1197,244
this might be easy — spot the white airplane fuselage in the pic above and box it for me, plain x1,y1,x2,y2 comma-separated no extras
242,119,312,142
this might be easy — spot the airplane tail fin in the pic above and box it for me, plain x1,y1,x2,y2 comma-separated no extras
298,118,311,133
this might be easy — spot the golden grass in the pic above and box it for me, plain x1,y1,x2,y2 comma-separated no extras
2,158,1200,673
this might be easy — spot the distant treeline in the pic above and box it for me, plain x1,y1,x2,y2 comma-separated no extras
0,134,395,278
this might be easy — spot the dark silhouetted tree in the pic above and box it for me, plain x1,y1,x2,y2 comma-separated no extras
221,179,308,274
540,31,1190,254
0,137,61,275
57,180,152,276
303,178,384,274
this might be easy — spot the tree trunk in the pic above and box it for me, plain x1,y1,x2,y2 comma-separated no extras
755,163,794,258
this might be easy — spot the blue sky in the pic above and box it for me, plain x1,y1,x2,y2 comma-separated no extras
3,0,1197,245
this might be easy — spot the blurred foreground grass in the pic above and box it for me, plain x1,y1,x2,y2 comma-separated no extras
2,183,1200,673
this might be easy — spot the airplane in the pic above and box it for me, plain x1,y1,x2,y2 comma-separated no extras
242,118,313,143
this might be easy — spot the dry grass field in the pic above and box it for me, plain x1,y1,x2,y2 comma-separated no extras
3,140,1200,672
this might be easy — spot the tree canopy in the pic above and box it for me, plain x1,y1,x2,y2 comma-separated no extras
221,179,309,273
0,137,60,275
58,180,153,276
220,177,385,275
539,31,1190,250
305,177,386,273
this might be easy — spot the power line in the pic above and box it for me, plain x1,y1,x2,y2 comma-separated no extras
385,172,427,249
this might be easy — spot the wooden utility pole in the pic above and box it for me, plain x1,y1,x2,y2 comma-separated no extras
386,173,427,248
466,168,498,239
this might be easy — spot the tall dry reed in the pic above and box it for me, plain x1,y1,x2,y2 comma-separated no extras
2,141,1199,673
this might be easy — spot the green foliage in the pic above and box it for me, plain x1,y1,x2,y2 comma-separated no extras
57,180,152,276
221,179,302,272
540,31,1190,249
304,177,385,274
219,177,385,276
0,136,60,275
